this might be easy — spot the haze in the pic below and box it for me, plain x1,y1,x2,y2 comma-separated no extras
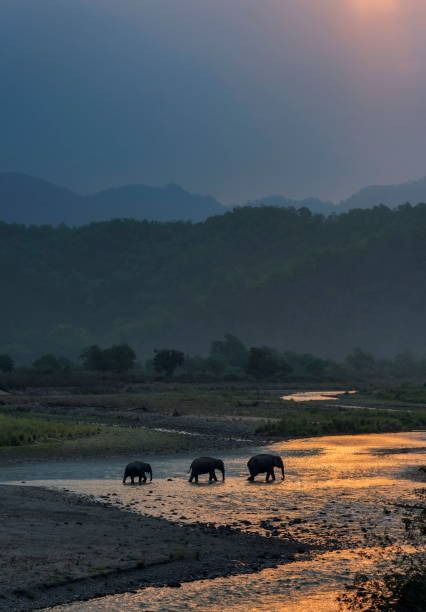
1,0,426,202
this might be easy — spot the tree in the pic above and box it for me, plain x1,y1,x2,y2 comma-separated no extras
80,344,136,372
102,344,136,373
246,346,291,379
32,354,71,374
0,354,14,373
345,348,376,374
210,334,248,368
299,353,328,378
80,345,105,371
153,349,184,377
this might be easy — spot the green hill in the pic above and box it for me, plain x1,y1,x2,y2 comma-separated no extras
2,204,426,361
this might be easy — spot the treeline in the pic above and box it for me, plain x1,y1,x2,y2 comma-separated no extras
3,335,426,383
2,203,426,361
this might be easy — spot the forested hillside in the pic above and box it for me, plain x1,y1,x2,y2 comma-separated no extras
2,204,426,361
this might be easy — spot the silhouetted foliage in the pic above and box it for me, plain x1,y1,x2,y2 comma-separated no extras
210,334,248,368
246,346,292,379
32,354,72,374
80,345,104,371
80,344,136,372
3,205,426,360
153,349,184,377
345,348,376,374
0,354,14,373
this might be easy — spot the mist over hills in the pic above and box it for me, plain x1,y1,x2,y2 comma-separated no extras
1,204,426,361
2,172,426,225
338,177,426,212
0,173,224,225
255,177,426,215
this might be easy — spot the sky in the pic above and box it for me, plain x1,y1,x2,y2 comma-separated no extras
1,0,426,203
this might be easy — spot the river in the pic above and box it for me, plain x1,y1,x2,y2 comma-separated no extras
1,431,424,611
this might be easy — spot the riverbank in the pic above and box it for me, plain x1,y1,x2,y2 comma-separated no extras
0,485,306,611
1,384,425,465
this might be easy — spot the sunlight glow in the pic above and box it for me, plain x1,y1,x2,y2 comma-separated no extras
350,0,399,18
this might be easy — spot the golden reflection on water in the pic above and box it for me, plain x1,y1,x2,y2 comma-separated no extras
281,390,357,402
39,432,425,611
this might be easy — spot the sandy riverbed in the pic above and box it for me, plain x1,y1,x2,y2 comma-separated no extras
0,432,424,611
0,485,304,611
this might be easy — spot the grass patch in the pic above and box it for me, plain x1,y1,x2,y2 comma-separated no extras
0,414,99,447
0,417,204,463
256,406,426,437
367,384,426,404
0,385,310,422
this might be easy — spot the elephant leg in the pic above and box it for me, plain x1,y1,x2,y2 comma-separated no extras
247,469,255,481
266,471,271,482
131,476,135,485
143,475,147,483
213,471,218,481
195,474,199,483
189,471,193,482
271,468,276,481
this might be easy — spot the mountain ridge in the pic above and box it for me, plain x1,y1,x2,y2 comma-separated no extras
0,172,225,225
2,172,426,225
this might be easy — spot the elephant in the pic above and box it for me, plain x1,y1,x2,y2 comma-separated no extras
247,454,285,482
188,456,225,483
122,461,152,484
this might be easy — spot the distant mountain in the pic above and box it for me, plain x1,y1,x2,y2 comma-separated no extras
3,172,426,227
254,177,426,215
0,173,225,225
338,177,426,211
0,173,80,225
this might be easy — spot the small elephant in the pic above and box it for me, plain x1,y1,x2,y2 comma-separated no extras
247,454,285,482
123,461,152,485
188,456,225,483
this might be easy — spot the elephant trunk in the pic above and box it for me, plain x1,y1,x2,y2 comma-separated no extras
148,466,153,482
279,460,285,480
221,466,225,481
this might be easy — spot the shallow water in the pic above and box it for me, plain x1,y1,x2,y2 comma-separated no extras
2,432,424,611
281,390,357,402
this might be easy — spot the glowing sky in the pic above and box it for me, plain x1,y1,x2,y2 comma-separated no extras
1,0,426,202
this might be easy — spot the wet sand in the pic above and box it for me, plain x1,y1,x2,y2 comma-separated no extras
0,485,303,611
0,432,424,610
